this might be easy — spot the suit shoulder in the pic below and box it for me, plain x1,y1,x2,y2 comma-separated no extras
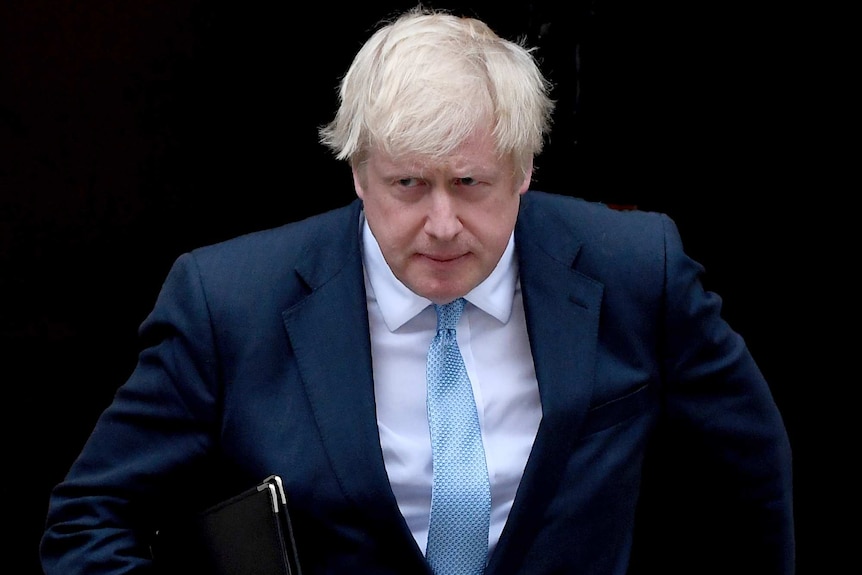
189,200,361,266
521,191,671,245
153,200,362,314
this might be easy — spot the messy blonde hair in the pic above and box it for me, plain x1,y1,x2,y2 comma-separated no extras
318,6,554,181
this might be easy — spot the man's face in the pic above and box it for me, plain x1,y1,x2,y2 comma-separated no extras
353,130,531,305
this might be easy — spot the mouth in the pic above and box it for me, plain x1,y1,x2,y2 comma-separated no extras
422,253,467,263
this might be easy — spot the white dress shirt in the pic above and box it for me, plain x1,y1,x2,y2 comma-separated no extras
360,214,542,556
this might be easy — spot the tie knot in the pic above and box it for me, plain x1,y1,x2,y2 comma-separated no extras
434,297,466,331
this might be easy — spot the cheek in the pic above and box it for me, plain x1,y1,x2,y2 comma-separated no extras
467,196,520,243
364,199,419,251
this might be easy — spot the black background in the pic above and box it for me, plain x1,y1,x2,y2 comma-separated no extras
1,1,840,573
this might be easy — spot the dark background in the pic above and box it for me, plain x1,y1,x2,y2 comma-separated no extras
1,1,839,573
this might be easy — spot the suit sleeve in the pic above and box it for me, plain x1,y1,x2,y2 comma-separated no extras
644,214,795,573
40,252,223,575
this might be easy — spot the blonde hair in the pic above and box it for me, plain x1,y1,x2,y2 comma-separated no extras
318,6,555,180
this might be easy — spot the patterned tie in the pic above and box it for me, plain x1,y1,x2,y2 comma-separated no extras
425,297,491,575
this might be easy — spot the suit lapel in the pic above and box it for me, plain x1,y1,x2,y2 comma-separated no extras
281,202,426,565
488,194,604,575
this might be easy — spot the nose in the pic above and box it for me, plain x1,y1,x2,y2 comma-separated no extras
424,188,462,240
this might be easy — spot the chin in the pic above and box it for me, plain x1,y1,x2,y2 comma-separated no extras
419,285,471,305
404,267,478,303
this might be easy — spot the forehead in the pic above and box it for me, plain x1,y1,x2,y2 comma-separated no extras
368,129,506,176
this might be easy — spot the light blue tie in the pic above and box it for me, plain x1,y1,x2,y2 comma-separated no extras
425,297,491,575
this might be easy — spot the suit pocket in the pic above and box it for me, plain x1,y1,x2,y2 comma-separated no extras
580,383,653,437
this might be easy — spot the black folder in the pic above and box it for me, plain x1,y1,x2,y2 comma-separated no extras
151,474,302,575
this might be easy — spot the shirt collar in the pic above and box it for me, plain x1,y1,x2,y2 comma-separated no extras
361,211,518,331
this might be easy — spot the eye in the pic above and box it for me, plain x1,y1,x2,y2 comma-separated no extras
454,176,478,186
396,177,423,188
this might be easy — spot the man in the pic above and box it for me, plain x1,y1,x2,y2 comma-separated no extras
40,7,794,574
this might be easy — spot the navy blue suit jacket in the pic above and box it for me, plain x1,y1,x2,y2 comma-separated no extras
41,191,794,574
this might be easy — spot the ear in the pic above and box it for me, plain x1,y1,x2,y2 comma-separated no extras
518,160,533,195
352,166,365,200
